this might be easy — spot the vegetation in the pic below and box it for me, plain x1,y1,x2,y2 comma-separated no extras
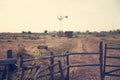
0,29,120,80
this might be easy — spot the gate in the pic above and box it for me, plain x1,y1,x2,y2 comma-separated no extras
103,41,120,80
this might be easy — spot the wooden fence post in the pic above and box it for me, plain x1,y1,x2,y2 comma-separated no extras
99,42,104,80
7,50,13,80
50,52,54,80
7,50,13,58
66,51,70,80
19,55,24,80
58,60,65,80
15,53,24,80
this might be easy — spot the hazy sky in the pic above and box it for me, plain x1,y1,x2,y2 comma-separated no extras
0,0,120,32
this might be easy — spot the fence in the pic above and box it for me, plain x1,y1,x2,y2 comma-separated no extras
0,50,17,80
1,41,119,80
34,60,65,80
103,41,120,79
24,41,103,80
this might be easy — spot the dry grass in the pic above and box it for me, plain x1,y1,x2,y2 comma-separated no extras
0,33,120,80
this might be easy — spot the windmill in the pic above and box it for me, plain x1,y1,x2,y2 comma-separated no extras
57,15,68,31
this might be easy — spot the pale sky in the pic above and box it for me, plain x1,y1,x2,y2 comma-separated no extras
0,0,120,32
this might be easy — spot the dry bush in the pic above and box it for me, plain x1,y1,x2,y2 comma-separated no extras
17,44,27,56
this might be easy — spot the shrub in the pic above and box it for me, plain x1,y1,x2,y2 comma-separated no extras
17,45,26,55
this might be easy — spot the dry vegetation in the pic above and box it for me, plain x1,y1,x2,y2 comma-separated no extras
0,33,120,80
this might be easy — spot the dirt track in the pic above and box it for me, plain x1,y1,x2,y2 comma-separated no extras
69,37,100,80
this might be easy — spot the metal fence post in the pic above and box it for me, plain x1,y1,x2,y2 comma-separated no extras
103,43,107,80
99,42,104,80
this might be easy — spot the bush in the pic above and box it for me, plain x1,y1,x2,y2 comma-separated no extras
28,31,32,34
17,44,26,55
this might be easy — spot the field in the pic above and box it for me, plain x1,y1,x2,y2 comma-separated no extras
0,33,120,80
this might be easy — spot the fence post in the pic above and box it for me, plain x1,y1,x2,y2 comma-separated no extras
19,55,24,80
66,51,70,80
103,43,107,80
7,50,13,80
99,42,103,80
50,52,54,80
58,60,65,80
15,53,24,80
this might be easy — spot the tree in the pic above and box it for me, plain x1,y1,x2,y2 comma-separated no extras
116,29,120,34
44,30,48,34
22,31,26,34
28,31,32,34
